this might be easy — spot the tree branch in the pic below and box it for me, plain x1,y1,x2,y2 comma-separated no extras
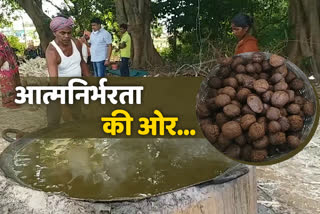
45,0,65,13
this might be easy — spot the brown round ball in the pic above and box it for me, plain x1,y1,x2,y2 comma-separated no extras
280,108,288,117
217,66,231,78
287,135,301,149
278,117,290,132
241,144,253,161
253,63,262,73
236,64,246,73
270,73,284,84
294,96,306,106
206,98,218,111
269,132,286,145
251,73,259,79
299,111,305,120
266,107,281,121
247,95,264,113
200,118,212,128
257,116,267,124
215,94,231,107
286,90,295,103
259,73,270,80
206,88,218,99
231,100,242,108
274,81,288,91
303,101,315,116
248,122,265,140
231,56,245,69
235,135,247,146
261,103,271,115
252,52,265,63
254,79,269,93
223,77,238,88
237,88,251,103
208,77,222,89
246,64,256,73
262,60,272,71
224,144,241,159
215,112,229,127
257,117,268,133
222,121,242,139
196,102,210,119
242,75,256,89
288,115,304,131
271,91,290,108
253,136,269,149
268,121,282,133
287,104,301,115
223,104,241,118
216,134,232,151
285,71,297,83
262,91,274,103
240,114,257,130
251,73,259,80
251,149,268,162
290,78,304,90
235,74,245,84
202,124,220,144
215,134,232,151
275,65,288,77
270,54,285,67
242,104,257,116
219,87,236,99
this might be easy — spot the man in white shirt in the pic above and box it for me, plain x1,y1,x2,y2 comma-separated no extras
46,15,90,128
90,18,113,77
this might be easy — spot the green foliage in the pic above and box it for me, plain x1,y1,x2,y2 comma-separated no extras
57,0,117,38
6,35,26,56
0,0,22,28
2,0,290,65
151,20,164,38
153,0,289,63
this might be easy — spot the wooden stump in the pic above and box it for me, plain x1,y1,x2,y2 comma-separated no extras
173,166,257,214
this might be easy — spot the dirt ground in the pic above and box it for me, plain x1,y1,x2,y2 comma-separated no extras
0,101,319,214
256,125,320,214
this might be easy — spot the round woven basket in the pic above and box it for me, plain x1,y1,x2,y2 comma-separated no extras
197,52,319,165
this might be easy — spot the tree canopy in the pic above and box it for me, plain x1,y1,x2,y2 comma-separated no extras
1,0,319,74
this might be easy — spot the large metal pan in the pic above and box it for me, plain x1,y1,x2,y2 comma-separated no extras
0,123,247,202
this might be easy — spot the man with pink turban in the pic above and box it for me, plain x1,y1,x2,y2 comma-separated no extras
46,15,90,128
49,16,75,33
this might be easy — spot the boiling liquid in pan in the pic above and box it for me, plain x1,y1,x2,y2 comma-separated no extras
13,138,233,200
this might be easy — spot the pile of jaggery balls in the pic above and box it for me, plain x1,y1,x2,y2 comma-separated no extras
196,52,315,162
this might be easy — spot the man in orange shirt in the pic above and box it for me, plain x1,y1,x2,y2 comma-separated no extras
231,14,259,55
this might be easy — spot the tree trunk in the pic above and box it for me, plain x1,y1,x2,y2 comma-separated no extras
115,0,163,69
15,0,54,53
287,0,320,82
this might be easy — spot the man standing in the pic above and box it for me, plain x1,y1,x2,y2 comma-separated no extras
118,24,132,77
90,18,113,77
46,15,90,127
